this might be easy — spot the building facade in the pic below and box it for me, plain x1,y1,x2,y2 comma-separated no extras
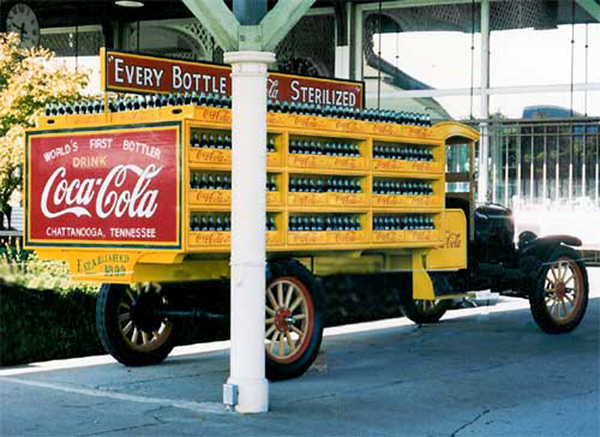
2,0,599,247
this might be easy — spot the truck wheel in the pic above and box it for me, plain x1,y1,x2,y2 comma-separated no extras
96,282,177,366
265,260,325,381
529,247,589,334
400,298,451,324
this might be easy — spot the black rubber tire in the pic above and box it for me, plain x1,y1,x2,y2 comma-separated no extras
96,283,177,366
400,297,452,324
529,246,589,334
265,260,325,381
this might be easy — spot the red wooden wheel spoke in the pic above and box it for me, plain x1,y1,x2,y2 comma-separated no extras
543,258,583,324
265,278,313,362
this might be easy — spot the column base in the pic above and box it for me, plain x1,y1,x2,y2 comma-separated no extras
226,376,269,413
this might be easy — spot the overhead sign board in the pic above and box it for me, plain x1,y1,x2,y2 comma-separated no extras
101,49,364,108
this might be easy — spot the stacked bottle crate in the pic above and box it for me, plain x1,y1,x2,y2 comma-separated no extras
184,108,444,251
188,129,284,250
284,132,369,247
370,137,442,244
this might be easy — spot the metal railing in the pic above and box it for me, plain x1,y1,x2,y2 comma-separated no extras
468,117,600,211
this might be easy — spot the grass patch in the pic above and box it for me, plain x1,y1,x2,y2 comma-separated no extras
0,239,99,293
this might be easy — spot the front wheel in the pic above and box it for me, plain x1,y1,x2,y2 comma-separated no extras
96,282,177,366
400,297,451,324
265,260,325,381
529,247,589,334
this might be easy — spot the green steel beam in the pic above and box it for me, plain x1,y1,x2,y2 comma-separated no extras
576,0,600,21
260,0,317,52
181,0,240,51
239,25,264,50
182,0,316,52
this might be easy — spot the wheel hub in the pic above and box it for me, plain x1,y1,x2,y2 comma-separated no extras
130,292,164,332
556,282,567,299
274,308,292,332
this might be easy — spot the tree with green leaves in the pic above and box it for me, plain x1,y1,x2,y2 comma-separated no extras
0,33,88,229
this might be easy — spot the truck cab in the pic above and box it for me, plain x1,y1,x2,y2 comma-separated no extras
403,124,590,335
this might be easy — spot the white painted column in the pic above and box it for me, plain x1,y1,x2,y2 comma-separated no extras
224,50,275,414
478,0,490,203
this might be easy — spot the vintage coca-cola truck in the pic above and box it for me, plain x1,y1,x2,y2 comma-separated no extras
25,82,589,381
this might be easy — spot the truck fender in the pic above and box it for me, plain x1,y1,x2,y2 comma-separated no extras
517,233,584,291
519,232,581,254
534,234,581,247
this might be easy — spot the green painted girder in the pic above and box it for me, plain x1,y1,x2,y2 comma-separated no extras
259,0,316,51
576,0,600,21
181,0,239,51
182,0,316,52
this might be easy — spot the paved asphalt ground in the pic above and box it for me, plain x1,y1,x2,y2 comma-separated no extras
1,269,599,437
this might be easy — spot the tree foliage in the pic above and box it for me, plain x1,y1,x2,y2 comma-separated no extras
0,33,88,228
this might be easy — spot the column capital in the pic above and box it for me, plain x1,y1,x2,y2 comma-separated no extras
224,51,276,65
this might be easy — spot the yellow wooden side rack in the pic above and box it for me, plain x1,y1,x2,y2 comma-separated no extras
27,105,479,300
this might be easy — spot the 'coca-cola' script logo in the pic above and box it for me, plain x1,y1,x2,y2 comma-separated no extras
41,164,162,220
445,231,462,248
267,78,279,100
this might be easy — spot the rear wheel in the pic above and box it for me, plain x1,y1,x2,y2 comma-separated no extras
96,282,177,366
401,297,451,324
265,260,325,381
529,247,589,334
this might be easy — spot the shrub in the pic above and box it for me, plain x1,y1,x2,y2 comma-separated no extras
0,280,103,366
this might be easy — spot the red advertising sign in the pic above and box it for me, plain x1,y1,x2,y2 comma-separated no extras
102,49,364,108
26,123,182,249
